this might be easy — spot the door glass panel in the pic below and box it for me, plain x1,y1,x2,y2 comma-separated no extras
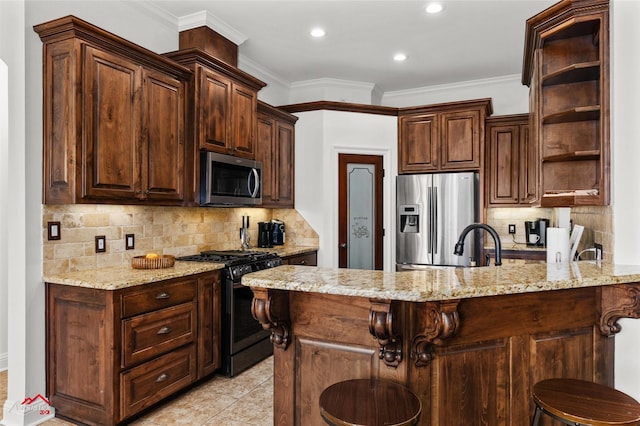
347,163,375,269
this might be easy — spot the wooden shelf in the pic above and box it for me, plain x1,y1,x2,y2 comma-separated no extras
542,150,600,162
542,62,600,86
542,106,600,124
543,18,600,43
540,191,600,207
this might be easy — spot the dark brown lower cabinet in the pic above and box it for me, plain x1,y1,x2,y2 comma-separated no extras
250,283,635,425
281,251,317,266
46,270,220,425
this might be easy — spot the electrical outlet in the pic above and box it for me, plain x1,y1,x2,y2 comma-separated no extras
508,224,516,234
594,243,603,260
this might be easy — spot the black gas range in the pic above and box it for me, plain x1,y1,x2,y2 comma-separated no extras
177,250,282,377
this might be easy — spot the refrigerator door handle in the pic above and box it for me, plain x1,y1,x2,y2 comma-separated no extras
427,187,432,254
433,189,438,254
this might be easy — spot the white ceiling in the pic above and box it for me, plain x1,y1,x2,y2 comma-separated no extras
148,0,557,93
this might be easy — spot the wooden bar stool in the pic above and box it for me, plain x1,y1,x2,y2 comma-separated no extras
319,378,421,426
532,378,640,426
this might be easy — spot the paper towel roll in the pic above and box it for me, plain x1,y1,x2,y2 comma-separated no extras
546,227,570,263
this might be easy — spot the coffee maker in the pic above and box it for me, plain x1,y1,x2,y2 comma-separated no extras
257,222,273,248
525,218,550,247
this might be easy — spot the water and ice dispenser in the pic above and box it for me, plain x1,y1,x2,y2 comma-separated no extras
399,204,420,233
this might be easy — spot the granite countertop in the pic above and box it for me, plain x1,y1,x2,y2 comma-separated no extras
42,246,318,291
44,261,224,290
251,245,318,257
241,261,640,302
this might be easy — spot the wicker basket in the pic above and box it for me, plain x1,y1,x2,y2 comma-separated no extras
131,254,175,269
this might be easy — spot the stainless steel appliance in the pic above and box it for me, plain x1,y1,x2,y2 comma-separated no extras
200,152,262,206
396,173,479,269
177,250,282,376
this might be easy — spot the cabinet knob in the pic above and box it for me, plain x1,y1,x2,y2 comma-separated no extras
144,190,150,195
155,373,169,383
299,260,306,265
156,326,172,335
156,292,170,300
135,189,142,194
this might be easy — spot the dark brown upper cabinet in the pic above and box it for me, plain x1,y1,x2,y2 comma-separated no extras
398,99,493,174
486,114,538,206
256,101,298,208
522,0,610,207
164,49,266,159
35,16,191,205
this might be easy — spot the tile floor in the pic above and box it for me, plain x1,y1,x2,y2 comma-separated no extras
0,356,274,425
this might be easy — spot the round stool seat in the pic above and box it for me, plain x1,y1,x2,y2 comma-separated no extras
532,378,640,426
319,378,421,426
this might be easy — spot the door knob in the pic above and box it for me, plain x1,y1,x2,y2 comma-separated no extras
340,243,347,248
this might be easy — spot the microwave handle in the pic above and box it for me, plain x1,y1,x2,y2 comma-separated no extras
249,168,260,198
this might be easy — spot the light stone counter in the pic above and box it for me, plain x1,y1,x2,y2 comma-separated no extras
44,261,224,290
251,245,318,257
242,261,640,302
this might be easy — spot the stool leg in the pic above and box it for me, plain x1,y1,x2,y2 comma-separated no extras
531,405,542,426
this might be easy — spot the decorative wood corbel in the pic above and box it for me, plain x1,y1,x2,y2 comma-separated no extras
599,284,640,336
411,299,460,367
251,287,290,349
369,299,403,367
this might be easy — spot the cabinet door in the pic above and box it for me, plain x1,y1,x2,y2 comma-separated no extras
231,82,257,159
142,68,185,201
83,45,141,200
519,124,538,204
198,67,231,152
398,114,439,173
274,121,295,207
256,113,276,205
197,272,221,378
487,124,520,205
440,109,481,170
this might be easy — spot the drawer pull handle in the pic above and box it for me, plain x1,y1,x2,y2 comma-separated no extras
155,373,169,383
157,326,172,335
156,292,170,300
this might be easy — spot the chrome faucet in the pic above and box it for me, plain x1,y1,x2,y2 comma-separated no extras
453,223,502,266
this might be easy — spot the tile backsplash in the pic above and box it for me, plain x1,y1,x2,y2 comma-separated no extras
487,206,613,259
43,205,318,276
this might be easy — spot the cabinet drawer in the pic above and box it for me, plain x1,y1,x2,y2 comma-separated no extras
286,252,317,266
121,278,197,318
120,344,196,420
122,302,196,368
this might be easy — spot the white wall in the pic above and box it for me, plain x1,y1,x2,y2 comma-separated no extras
611,0,640,400
0,44,8,373
382,74,529,115
294,111,397,271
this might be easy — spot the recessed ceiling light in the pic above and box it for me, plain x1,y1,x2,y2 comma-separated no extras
310,27,326,38
426,3,443,14
394,53,408,62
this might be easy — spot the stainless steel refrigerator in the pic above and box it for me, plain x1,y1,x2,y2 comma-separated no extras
396,173,479,269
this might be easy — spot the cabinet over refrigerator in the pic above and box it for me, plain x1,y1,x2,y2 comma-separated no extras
396,172,479,270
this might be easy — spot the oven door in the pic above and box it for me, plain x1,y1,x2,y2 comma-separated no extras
230,283,270,354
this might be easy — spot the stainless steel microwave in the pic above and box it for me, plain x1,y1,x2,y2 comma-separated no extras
200,152,262,206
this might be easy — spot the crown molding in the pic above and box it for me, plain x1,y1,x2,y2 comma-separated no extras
177,10,248,45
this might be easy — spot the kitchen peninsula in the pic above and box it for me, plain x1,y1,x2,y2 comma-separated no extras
243,261,640,425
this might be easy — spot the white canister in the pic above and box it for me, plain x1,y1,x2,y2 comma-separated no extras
546,227,570,263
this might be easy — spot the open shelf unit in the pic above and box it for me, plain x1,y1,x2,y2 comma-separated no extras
522,0,609,207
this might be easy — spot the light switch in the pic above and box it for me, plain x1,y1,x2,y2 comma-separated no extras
125,234,135,250
47,221,61,240
95,235,106,253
